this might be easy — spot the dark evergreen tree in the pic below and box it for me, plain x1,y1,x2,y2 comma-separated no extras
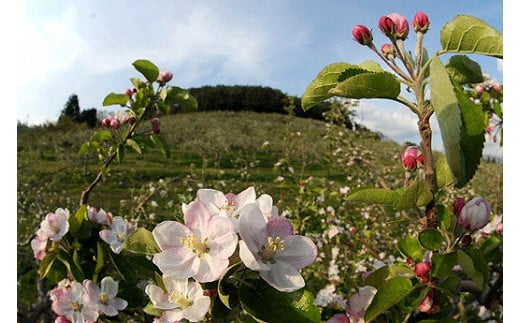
60,94,81,122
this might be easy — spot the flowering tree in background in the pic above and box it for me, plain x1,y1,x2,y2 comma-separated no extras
22,9,502,323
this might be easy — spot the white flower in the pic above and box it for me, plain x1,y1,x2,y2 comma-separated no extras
38,208,70,242
83,277,128,317
99,216,134,254
152,200,238,282
238,203,317,292
145,276,210,322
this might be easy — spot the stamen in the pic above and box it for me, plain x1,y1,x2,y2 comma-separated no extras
168,291,193,309
258,236,285,264
180,234,209,256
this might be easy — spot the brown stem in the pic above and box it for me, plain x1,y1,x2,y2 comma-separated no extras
418,115,437,228
79,116,141,206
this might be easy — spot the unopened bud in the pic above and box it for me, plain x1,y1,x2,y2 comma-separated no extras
352,25,373,46
157,70,173,84
412,11,430,33
124,88,134,97
381,43,396,60
401,145,423,171
387,13,409,40
452,197,465,216
110,119,120,129
151,117,161,134
461,234,472,247
414,261,431,277
457,197,491,231
101,117,112,127
379,16,395,38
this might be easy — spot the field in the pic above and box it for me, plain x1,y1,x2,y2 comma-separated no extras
17,110,503,320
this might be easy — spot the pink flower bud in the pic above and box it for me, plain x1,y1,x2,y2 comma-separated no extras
378,16,395,37
414,261,431,277
475,84,484,95
451,197,465,216
151,117,161,134
418,295,433,313
457,197,491,231
101,117,112,127
124,88,134,97
461,234,472,247
401,145,423,171
110,118,120,129
381,43,396,59
412,11,430,33
387,13,409,40
491,82,501,93
157,70,173,83
352,25,373,46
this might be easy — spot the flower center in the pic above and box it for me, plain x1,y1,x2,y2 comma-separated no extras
51,221,61,234
258,236,285,264
117,232,127,243
168,291,193,309
71,301,83,311
181,234,209,256
99,292,109,305
220,201,237,218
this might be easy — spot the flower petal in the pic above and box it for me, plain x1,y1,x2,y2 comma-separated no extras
279,235,318,269
206,216,238,258
238,203,268,249
260,261,305,292
239,240,269,271
153,248,199,279
152,221,190,250
184,295,211,322
194,254,229,282
145,284,177,310
266,217,293,237
183,200,212,236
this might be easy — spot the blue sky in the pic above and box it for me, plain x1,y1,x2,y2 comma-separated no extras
12,0,504,158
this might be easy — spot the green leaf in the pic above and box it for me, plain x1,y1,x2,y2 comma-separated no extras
117,143,125,164
346,187,401,207
102,93,129,106
439,15,503,58
132,59,160,83
397,237,424,263
437,276,461,297
126,139,142,154
123,227,161,255
434,154,454,190
239,280,321,323
457,249,489,289
329,71,400,100
436,204,455,232
431,252,458,278
57,250,85,282
394,179,433,210
165,86,199,111
69,205,88,237
39,251,57,279
301,62,356,111
445,55,484,84
218,263,242,310
364,264,415,289
151,134,171,159
453,80,486,187
430,57,464,186
364,277,414,322
418,228,444,251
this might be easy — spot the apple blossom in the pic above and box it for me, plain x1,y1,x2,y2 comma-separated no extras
99,216,135,254
50,280,99,323
196,186,256,231
152,200,238,282
87,206,111,225
238,203,317,292
145,276,210,322
30,234,48,260
157,70,173,84
400,145,424,171
37,208,70,242
457,197,491,231
83,276,128,317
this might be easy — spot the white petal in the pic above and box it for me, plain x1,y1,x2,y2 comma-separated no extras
152,221,190,250
238,203,268,249
145,285,177,310
279,235,317,269
197,188,227,215
238,240,270,271
206,216,238,258
183,200,211,236
194,254,229,282
260,261,305,292
153,248,199,279
184,296,211,322
100,277,118,298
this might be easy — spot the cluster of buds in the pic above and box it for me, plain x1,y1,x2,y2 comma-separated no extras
475,79,501,96
352,11,429,46
101,110,136,130
453,197,491,231
400,145,424,171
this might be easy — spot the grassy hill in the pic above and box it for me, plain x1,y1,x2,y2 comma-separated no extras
17,110,503,314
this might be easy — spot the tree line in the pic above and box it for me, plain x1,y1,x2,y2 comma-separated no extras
59,85,358,129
